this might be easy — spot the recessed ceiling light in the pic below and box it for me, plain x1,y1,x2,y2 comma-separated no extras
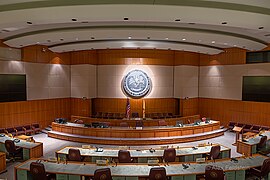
165,37,169,40
233,44,237,47
182,38,186,41
211,41,215,44
221,22,227,25
47,40,51,42
75,38,79,41
224,43,228,45
91,37,95,40
36,42,40,44
175,19,181,22
259,27,264,29
147,37,150,40
198,40,202,42
72,18,77,22
20,45,23,47
27,21,32,25
124,17,129,21
128,36,132,39
60,38,64,41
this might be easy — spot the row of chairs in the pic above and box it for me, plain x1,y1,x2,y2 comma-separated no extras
92,112,180,119
0,123,41,137
228,121,270,133
29,158,270,180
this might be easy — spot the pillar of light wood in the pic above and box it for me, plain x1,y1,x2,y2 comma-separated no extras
142,99,146,118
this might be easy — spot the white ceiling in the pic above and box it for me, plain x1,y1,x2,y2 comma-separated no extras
0,1,269,54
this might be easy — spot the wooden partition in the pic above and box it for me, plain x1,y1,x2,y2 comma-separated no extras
180,98,199,116
92,98,179,117
0,98,70,129
199,98,270,127
70,98,92,117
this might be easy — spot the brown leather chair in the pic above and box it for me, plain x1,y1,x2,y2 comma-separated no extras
206,145,220,161
257,136,267,151
68,148,84,161
93,168,112,180
5,127,17,137
0,128,5,134
242,124,253,133
14,126,25,136
205,165,225,180
250,125,261,133
149,167,167,180
32,123,41,134
23,125,34,135
118,150,133,163
158,120,167,126
120,122,128,127
163,148,176,162
260,126,270,131
250,158,270,180
30,162,56,180
5,140,23,161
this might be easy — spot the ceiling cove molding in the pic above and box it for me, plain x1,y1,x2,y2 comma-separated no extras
48,39,224,55
0,1,270,15
3,25,268,46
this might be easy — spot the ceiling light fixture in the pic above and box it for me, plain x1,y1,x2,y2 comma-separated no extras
147,37,150,40
221,22,227,25
224,43,228,45
47,40,51,42
27,21,32,25
182,38,186,41
75,38,79,41
128,36,132,39
165,37,169,40
60,38,64,41
259,27,264,29
91,37,95,40
175,19,181,22
72,18,77,22
211,41,215,44
124,17,129,21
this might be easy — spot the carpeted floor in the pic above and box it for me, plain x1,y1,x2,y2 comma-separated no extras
0,131,259,179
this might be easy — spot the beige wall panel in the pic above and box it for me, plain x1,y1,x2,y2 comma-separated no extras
174,65,199,98
71,64,96,98
199,63,270,100
97,65,174,98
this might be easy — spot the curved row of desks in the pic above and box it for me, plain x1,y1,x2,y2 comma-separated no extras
56,144,231,163
15,154,269,180
48,120,223,145
71,115,201,127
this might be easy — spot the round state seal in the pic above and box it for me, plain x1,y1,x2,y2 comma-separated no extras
122,69,152,98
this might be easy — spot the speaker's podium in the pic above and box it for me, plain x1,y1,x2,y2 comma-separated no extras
232,126,243,146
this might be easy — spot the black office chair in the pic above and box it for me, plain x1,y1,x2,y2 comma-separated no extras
163,148,176,162
30,162,56,180
5,140,23,161
93,168,112,180
149,167,167,180
67,148,84,161
205,165,225,180
118,150,133,163
249,158,270,180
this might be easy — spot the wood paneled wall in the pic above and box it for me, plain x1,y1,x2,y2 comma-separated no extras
69,49,200,66
180,98,199,116
70,98,92,117
199,98,270,127
200,48,246,66
92,98,179,117
22,45,70,64
0,98,70,129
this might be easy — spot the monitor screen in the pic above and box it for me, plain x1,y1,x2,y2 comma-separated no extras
242,76,270,102
0,74,26,102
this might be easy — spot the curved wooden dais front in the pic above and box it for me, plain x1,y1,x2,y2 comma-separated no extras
48,119,224,145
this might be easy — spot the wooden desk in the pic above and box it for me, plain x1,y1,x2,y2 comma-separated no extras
56,144,231,163
15,154,269,180
237,131,270,156
49,120,223,145
71,115,201,127
0,152,6,174
0,135,43,160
